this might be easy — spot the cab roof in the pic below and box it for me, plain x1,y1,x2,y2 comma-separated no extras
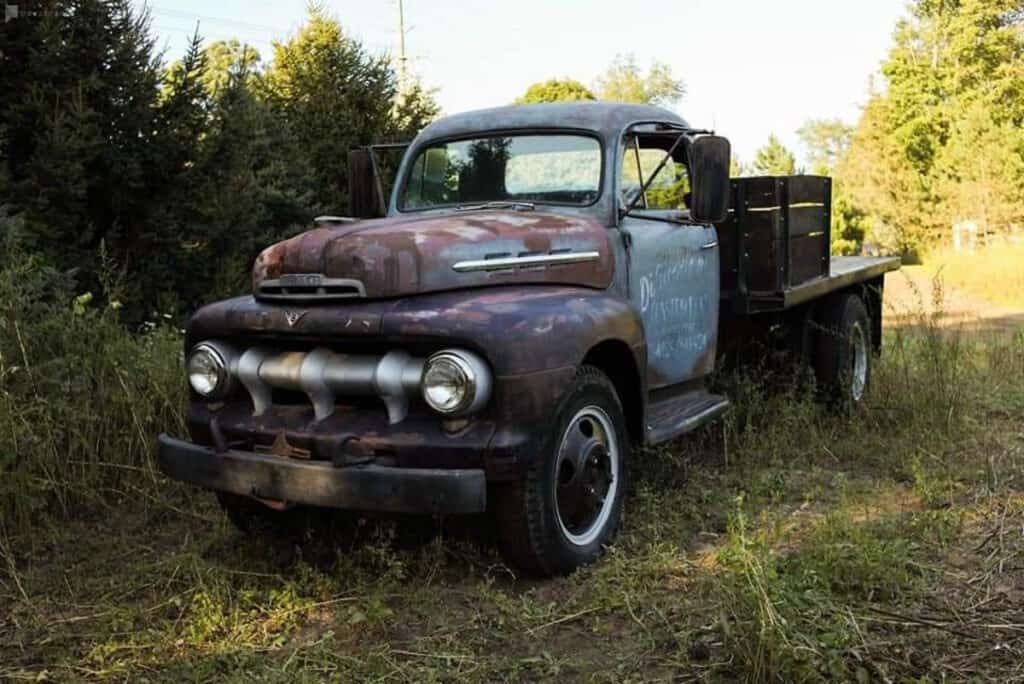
415,102,690,143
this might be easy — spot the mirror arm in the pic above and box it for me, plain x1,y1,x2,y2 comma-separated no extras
621,132,688,217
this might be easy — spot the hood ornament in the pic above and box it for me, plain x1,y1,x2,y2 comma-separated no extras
284,310,308,327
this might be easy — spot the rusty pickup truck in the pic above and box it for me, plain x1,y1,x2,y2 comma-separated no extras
157,102,899,575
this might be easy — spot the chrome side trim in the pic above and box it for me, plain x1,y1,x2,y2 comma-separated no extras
313,215,359,224
451,251,601,273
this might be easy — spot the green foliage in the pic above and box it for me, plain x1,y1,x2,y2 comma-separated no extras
262,6,436,215
751,134,797,176
515,78,596,104
593,54,685,106
166,39,262,98
797,119,852,176
839,0,1024,257
0,2,437,320
0,219,185,526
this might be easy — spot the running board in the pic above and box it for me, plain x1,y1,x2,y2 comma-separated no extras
646,390,730,445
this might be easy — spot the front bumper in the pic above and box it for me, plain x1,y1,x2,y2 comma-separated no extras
156,434,487,514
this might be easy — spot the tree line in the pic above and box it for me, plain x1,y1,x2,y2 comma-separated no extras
519,0,1024,260
2,0,1021,327
0,1,437,321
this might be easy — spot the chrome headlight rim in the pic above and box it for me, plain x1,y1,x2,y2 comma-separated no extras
187,341,233,398
420,349,491,416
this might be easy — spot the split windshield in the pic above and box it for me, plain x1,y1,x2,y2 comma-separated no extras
399,134,602,210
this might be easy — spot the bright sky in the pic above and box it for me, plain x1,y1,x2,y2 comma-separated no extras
148,0,908,165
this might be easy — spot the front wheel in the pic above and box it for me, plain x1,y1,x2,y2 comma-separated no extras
494,366,629,576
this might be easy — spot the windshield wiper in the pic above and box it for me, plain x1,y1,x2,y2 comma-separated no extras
455,201,535,212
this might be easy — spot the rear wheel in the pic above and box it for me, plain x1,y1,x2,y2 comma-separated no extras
814,293,872,408
494,366,629,576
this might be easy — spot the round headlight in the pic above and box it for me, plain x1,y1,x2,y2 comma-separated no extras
421,350,491,416
188,343,228,397
422,353,472,414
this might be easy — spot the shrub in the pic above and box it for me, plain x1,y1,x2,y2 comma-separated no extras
0,216,185,528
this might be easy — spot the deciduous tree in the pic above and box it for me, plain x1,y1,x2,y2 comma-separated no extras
515,79,596,104
593,54,684,106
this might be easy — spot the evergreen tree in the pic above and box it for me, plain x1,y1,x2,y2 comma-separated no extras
262,6,437,214
751,135,797,176
3,0,176,314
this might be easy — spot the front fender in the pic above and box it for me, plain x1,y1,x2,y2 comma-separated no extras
385,286,647,478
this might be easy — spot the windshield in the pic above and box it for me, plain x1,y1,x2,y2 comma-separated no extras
399,134,602,210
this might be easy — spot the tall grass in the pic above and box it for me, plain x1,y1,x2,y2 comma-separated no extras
698,292,1023,682
2,206,1023,679
924,242,1024,310
0,222,186,529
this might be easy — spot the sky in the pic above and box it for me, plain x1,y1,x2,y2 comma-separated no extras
147,0,909,165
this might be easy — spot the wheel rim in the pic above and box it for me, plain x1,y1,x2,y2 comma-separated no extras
850,322,868,402
553,406,619,547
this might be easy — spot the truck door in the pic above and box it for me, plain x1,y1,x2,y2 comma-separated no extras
619,132,719,389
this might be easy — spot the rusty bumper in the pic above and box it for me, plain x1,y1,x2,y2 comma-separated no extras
156,434,487,514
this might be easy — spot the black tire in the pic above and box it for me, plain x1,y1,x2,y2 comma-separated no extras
814,293,872,408
493,365,630,576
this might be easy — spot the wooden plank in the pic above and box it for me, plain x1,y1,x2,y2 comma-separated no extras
782,256,901,309
788,205,828,237
742,207,781,239
788,233,829,285
746,237,785,292
786,175,829,205
737,177,780,209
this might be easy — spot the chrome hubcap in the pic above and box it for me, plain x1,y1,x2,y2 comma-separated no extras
850,322,868,402
554,407,619,547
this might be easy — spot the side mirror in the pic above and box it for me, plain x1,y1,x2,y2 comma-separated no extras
348,148,385,219
689,135,731,223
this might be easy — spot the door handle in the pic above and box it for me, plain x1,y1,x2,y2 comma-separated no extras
700,241,718,250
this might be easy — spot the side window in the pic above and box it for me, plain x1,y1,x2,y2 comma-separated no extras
619,135,692,211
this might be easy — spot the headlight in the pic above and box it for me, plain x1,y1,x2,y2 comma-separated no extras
421,350,491,416
187,342,231,398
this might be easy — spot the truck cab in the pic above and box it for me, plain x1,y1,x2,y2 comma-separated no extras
157,103,899,576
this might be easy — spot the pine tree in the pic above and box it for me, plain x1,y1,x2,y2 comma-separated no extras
751,135,797,176
262,6,429,214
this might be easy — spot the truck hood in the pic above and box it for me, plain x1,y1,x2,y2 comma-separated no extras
252,210,614,300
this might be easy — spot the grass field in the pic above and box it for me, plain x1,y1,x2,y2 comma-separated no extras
2,278,1024,681
923,242,1024,311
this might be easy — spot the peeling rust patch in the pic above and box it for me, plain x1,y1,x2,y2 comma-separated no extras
251,210,614,299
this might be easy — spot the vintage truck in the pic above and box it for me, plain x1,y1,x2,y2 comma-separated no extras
157,102,900,576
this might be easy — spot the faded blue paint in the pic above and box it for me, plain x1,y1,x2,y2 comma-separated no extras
620,214,719,387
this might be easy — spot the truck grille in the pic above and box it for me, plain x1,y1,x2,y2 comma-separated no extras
257,274,366,302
